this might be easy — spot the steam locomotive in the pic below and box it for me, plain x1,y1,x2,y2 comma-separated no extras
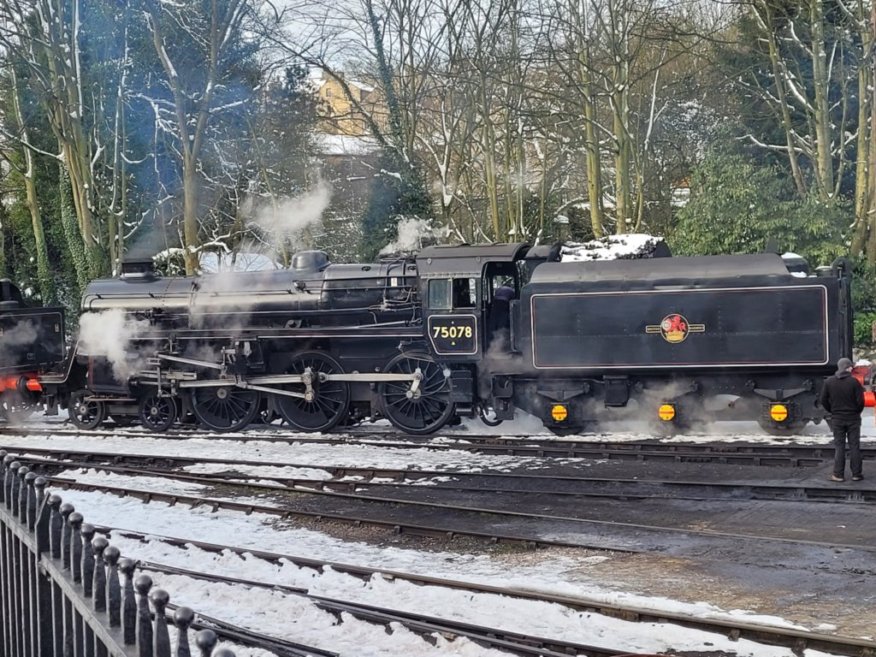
29,242,852,436
0,280,65,420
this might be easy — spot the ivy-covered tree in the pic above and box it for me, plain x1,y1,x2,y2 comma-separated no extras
672,151,847,266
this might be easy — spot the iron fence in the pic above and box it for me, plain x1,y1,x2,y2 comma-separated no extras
0,451,235,657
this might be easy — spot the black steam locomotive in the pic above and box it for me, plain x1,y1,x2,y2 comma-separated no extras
0,280,64,419
39,242,852,436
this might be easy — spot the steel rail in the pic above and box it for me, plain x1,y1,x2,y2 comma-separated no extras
25,461,876,554
143,561,617,657
96,527,876,657
166,602,336,657
1,425,864,465
8,448,876,504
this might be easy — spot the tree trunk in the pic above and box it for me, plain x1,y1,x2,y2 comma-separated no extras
613,83,632,234
810,0,835,200
183,161,200,274
759,3,807,198
579,59,604,238
851,55,871,255
866,0,876,263
59,162,89,294
24,157,54,303
11,66,55,302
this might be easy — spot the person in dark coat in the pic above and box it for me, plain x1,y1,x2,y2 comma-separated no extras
819,357,865,481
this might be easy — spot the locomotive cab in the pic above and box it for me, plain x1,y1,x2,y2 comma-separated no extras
416,243,530,361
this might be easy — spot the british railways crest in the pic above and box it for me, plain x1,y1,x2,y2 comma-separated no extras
645,313,705,344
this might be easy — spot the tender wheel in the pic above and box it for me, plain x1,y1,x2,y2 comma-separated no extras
69,391,106,430
379,351,454,435
275,351,350,432
757,418,808,436
548,426,584,437
139,393,178,432
190,386,260,432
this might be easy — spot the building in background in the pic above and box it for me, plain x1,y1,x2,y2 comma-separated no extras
312,70,388,137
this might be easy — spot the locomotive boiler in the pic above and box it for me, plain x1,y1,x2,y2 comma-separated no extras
52,243,853,435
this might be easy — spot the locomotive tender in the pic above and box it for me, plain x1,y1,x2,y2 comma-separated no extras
47,242,853,436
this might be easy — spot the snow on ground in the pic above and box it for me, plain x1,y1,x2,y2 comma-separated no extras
7,417,874,656
2,432,589,473
49,486,836,657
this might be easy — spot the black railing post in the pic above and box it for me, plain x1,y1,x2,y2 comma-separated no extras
81,524,96,597
174,607,195,657
60,503,74,569
105,546,121,627
25,471,37,529
120,558,137,645
136,574,154,657
150,588,171,657
0,450,7,503
69,512,84,583
3,457,16,508
17,465,29,519
195,629,218,657
92,537,108,612
9,461,22,514
34,478,48,552
48,494,63,558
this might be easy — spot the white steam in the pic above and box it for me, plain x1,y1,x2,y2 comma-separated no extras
78,309,151,382
0,321,38,349
380,217,443,254
248,181,333,243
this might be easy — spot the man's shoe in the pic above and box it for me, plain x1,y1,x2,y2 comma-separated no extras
829,474,845,482
852,475,864,481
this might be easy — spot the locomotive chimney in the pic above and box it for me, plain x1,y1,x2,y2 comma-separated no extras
120,257,157,280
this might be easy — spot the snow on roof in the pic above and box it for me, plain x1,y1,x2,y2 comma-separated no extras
560,234,666,262
314,133,381,156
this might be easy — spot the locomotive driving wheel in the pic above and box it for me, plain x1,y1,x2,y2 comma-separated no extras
190,386,260,432
139,393,178,432
69,390,106,430
0,391,37,424
275,351,350,432
379,352,454,435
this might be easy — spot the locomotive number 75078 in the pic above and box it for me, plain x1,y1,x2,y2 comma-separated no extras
432,325,473,339
427,314,478,355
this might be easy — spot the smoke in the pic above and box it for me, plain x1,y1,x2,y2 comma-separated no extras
0,321,40,375
77,310,152,382
246,181,332,246
380,217,444,255
0,321,38,350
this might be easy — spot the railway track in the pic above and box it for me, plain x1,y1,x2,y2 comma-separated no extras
10,449,876,555
147,561,624,657
7,446,876,504
1,423,867,466
9,439,873,654
93,525,876,657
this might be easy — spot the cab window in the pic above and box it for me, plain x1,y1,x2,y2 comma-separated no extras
428,279,452,309
452,278,476,308
428,278,476,309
